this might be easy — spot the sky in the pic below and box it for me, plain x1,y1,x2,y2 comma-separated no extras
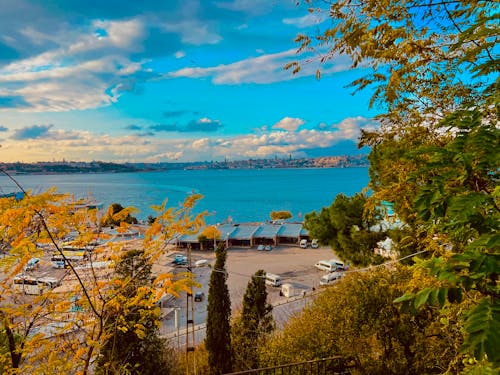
0,0,379,163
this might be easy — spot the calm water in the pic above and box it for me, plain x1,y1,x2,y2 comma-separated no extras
0,168,369,223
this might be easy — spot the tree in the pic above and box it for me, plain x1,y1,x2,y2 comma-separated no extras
205,243,232,374
96,249,176,375
304,192,385,266
231,269,274,371
290,0,497,125
0,175,205,374
292,1,499,368
261,267,465,374
198,226,221,250
269,211,292,221
100,202,138,227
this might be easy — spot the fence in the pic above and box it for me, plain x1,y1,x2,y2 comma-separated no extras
223,356,350,375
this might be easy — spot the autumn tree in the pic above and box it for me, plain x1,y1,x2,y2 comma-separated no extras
198,225,221,250
205,243,232,374
100,202,138,227
0,174,204,374
95,249,176,375
231,269,274,371
269,211,292,221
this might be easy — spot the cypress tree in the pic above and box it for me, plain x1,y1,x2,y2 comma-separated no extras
205,243,232,375
232,269,274,371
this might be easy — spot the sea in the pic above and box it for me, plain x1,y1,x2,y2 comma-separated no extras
0,168,369,224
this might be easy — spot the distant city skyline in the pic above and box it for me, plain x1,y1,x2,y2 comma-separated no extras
0,0,379,163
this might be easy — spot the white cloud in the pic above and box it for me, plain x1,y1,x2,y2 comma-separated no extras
167,49,352,84
283,13,327,28
0,116,375,163
174,50,186,58
162,19,221,45
272,117,305,132
0,17,152,112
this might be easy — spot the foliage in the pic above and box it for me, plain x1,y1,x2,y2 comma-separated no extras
392,111,500,366
270,211,292,221
293,0,499,370
261,267,465,374
291,0,498,124
95,250,176,375
231,269,274,371
100,202,138,227
205,243,232,375
0,177,205,374
198,226,221,250
304,192,386,266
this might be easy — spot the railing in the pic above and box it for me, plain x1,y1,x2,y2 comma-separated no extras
224,356,350,375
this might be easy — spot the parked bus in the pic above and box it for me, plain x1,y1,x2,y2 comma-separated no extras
13,275,61,295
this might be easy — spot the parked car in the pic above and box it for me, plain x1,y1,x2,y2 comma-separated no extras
172,254,187,265
257,244,265,251
24,258,40,271
195,259,208,267
299,239,308,248
264,245,272,251
311,239,319,248
194,291,205,302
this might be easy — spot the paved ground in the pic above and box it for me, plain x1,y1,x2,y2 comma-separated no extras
160,244,338,343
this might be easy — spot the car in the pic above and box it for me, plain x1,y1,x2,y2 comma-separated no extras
24,257,40,271
172,254,187,265
194,291,205,302
311,239,319,248
264,245,272,251
257,244,265,251
195,259,208,267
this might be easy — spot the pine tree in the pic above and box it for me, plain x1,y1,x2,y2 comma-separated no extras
232,269,274,371
205,243,232,375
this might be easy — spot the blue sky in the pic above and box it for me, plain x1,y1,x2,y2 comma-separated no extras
0,0,378,163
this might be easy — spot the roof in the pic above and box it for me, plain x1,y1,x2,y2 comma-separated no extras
253,223,280,239
176,221,308,243
278,223,305,237
229,224,259,239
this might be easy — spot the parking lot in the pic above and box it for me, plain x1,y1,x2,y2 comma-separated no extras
160,244,337,338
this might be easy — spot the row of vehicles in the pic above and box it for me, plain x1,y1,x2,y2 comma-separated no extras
13,275,61,295
300,239,319,249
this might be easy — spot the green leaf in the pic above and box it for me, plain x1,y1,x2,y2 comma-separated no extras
438,288,448,306
414,288,432,310
393,292,414,303
461,298,500,366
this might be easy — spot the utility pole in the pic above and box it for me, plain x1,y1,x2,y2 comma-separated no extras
185,244,196,374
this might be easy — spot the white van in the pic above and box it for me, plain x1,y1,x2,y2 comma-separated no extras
314,259,344,272
265,273,282,287
319,271,343,286
311,239,319,248
299,239,308,249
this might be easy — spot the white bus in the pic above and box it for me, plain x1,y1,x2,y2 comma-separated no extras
13,275,61,295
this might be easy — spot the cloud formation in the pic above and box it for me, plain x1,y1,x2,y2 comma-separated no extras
167,49,352,84
12,124,53,140
1,116,375,163
272,117,305,132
